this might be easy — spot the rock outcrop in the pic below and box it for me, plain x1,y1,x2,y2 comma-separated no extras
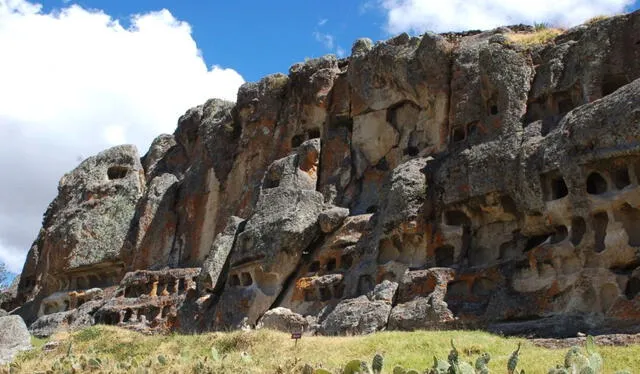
5,11,640,338
0,315,31,365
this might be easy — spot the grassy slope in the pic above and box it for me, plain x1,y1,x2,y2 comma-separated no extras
4,326,639,373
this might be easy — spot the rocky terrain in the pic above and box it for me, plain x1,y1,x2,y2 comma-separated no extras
3,11,640,340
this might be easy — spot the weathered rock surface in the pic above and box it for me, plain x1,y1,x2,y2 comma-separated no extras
0,315,31,365
256,307,308,333
9,11,640,337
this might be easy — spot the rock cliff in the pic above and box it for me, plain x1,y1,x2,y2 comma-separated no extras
5,12,640,338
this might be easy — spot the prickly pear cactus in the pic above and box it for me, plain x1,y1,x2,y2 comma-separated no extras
393,366,407,374
507,343,521,374
548,365,569,374
430,356,450,374
475,352,491,374
372,353,384,374
448,339,460,366
344,359,371,374
585,336,603,373
564,346,590,373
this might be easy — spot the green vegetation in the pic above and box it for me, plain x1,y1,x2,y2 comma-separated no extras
2,326,639,373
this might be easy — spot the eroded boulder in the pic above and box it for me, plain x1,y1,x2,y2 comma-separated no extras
0,315,31,365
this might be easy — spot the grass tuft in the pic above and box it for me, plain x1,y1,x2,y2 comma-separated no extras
506,28,564,46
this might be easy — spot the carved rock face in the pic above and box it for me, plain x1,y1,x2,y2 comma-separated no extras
9,11,640,337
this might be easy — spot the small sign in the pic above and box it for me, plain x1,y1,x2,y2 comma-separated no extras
291,332,302,340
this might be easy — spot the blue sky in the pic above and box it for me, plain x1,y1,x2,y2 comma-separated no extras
37,0,640,83
0,0,639,275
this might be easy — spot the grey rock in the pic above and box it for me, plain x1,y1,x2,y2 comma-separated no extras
370,280,398,304
320,295,392,335
0,315,32,365
388,296,454,331
199,216,245,293
29,299,104,338
318,206,350,233
0,309,6,317
256,307,308,333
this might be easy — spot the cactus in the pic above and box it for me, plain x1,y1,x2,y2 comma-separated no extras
448,339,460,366
548,366,569,374
157,354,168,366
475,352,491,374
345,359,370,374
508,343,521,374
314,369,332,374
430,356,451,374
393,366,407,374
372,353,384,374
210,346,220,362
302,363,314,374
585,336,603,373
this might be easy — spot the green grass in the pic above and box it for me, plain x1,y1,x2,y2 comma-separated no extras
2,326,638,373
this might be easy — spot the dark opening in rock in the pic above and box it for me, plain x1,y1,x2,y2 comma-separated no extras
550,225,568,244
472,278,495,297
124,308,133,322
366,205,378,214
625,277,640,300
333,283,345,299
326,258,337,272
593,212,609,252
490,105,498,115
444,210,471,226
524,234,550,251
587,172,608,195
307,128,321,139
229,274,241,287
319,287,332,301
240,272,253,286
452,127,466,142
107,166,129,180
357,275,374,294
404,146,419,156
446,280,469,297
303,289,315,302
557,98,573,114
435,245,455,267
291,134,305,148
467,122,479,137
616,203,640,247
570,217,586,247
263,176,280,189
341,254,353,269
541,172,569,201
613,167,631,189
602,74,629,96
161,305,171,318
309,261,320,273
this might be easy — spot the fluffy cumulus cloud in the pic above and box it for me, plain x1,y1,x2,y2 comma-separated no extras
0,0,245,272
378,0,634,34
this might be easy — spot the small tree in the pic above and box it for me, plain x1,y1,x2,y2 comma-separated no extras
0,262,9,291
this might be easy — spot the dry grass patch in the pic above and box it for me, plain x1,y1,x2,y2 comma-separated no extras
2,326,639,373
507,28,564,46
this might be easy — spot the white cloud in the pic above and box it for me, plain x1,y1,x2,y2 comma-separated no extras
336,46,346,58
313,31,335,50
378,0,633,34
318,18,328,26
0,0,245,273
